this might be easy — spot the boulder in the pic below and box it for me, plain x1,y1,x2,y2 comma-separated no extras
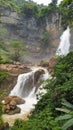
2,104,10,113
8,106,21,115
9,100,17,109
11,96,25,104
48,56,57,75
34,69,45,84
2,96,25,115
4,96,25,105
40,60,49,67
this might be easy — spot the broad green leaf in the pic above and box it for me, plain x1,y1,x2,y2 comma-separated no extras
56,114,72,121
55,108,70,113
62,100,73,109
62,118,73,130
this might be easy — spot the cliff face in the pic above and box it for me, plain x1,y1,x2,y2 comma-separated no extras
1,7,72,63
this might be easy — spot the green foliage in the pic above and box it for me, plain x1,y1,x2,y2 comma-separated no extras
56,100,73,130
20,1,38,17
0,0,19,11
39,51,73,117
40,60,49,67
41,31,51,49
37,3,58,23
0,28,8,42
0,100,4,129
59,0,73,28
10,40,26,61
12,107,61,130
0,71,9,83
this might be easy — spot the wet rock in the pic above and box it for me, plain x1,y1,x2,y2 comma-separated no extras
4,96,25,105
8,106,21,115
34,69,45,84
2,96,25,115
2,104,10,113
40,60,49,67
0,62,30,75
9,100,17,109
48,56,57,75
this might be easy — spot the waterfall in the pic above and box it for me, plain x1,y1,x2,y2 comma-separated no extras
56,26,71,56
10,71,35,98
9,67,50,114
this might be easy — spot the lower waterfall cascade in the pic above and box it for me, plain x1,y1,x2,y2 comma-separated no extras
9,67,50,114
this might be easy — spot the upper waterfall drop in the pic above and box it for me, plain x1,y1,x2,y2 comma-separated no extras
56,26,71,56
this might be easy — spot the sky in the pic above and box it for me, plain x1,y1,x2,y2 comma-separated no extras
33,0,63,5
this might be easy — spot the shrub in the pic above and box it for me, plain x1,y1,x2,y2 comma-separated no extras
56,99,73,130
0,71,9,83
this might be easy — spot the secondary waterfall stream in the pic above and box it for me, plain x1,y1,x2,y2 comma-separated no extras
56,26,71,56
9,67,49,114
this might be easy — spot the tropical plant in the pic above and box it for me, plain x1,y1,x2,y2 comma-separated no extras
56,99,73,130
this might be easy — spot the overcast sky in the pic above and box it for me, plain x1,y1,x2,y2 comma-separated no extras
33,0,63,5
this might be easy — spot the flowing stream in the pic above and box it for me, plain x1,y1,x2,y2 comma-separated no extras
56,26,71,56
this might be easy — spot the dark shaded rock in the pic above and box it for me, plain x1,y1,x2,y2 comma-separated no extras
4,122,9,130
8,106,21,115
9,100,17,109
2,96,25,115
48,56,57,75
2,104,10,113
34,69,45,84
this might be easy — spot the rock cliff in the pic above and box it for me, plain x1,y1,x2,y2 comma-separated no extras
0,7,73,64
0,7,62,63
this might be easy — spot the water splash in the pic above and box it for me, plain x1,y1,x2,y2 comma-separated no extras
56,26,71,56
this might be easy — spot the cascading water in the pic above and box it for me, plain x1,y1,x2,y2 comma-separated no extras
9,67,50,114
10,71,35,98
56,26,71,56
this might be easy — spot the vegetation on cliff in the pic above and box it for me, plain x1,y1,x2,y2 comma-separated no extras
0,0,72,63
1,0,72,27
58,0,73,28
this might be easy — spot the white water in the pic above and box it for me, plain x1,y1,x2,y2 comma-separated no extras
56,26,71,56
10,67,50,114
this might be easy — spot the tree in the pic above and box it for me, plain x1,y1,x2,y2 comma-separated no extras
59,0,73,27
52,0,57,4
21,1,38,17
10,40,25,61
41,31,51,49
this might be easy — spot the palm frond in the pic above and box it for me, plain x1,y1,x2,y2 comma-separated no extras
62,99,73,110
55,108,70,113
62,118,73,130
56,114,72,121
